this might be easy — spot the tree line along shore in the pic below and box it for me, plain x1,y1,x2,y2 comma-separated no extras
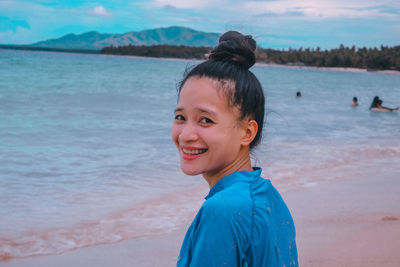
1,43,399,71
101,44,400,71
0,44,100,54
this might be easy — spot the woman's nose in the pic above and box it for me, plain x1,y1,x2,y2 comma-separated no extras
179,123,198,142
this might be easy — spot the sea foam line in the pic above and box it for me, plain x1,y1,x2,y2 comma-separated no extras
0,186,205,262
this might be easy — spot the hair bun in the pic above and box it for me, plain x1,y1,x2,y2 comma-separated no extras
208,31,256,69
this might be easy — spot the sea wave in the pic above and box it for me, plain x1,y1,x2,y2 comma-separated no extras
261,140,400,190
0,186,205,261
1,142,399,261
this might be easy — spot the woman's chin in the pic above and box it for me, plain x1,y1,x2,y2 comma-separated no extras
180,165,203,176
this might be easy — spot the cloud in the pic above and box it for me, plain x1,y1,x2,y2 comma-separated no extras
242,0,400,19
255,10,305,18
148,0,400,20
0,1,16,7
151,0,224,9
146,0,400,24
1,0,399,48
0,17,30,31
0,2,117,44
87,6,113,17
0,26,33,44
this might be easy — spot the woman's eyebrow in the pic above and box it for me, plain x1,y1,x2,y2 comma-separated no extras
194,107,217,116
175,107,217,116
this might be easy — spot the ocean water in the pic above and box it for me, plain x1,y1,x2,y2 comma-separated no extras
1,49,399,260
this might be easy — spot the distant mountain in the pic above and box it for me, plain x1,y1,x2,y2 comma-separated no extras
31,26,220,50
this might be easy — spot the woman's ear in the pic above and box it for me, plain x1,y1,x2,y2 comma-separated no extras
241,120,258,146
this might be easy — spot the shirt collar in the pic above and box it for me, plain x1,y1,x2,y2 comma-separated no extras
205,167,262,200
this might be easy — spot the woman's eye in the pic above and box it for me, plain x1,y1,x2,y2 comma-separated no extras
200,117,214,124
175,114,185,121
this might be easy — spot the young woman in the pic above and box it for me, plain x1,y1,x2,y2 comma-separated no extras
371,99,399,112
172,31,298,267
369,96,380,109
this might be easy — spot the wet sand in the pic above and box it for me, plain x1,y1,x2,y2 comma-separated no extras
4,167,400,267
286,167,400,266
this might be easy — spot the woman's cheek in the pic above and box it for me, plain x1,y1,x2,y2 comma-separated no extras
171,123,181,147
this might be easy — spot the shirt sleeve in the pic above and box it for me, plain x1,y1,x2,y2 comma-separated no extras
187,197,252,267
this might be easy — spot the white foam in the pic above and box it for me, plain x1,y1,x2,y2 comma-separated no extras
0,185,205,260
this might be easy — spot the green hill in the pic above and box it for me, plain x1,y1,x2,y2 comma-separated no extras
31,26,220,50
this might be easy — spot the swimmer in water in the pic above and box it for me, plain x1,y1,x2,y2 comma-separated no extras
352,97,358,107
371,99,399,112
369,96,380,110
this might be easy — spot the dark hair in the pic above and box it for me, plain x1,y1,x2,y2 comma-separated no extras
178,31,265,149
296,91,301,97
353,97,358,102
369,96,380,109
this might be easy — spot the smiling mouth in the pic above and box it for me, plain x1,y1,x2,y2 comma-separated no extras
182,148,208,155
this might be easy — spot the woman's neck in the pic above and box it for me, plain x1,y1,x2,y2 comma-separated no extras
202,148,252,189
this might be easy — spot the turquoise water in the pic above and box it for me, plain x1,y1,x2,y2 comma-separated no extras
1,49,399,259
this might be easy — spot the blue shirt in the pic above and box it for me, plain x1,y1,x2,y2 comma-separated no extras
177,168,298,267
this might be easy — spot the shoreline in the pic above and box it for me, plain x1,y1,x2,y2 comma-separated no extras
4,162,400,267
2,47,399,76
255,62,400,75
103,54,400,75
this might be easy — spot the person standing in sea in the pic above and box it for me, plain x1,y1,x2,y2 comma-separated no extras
171,31,298,266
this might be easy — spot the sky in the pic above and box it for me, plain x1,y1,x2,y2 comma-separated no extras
0,0,399,49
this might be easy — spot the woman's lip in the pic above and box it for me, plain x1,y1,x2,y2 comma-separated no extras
182,152,202,161
180,146,208,161
180,146,207,150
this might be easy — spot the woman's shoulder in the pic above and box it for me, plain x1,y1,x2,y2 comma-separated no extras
200,171,275,219
202,183,253,218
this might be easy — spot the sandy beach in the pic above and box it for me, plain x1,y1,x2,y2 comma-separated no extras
288,167,400,266
254,62,400,75
4,162,400,267
103,53,400,76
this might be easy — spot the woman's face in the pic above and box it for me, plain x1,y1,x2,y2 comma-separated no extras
171,76,246,177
